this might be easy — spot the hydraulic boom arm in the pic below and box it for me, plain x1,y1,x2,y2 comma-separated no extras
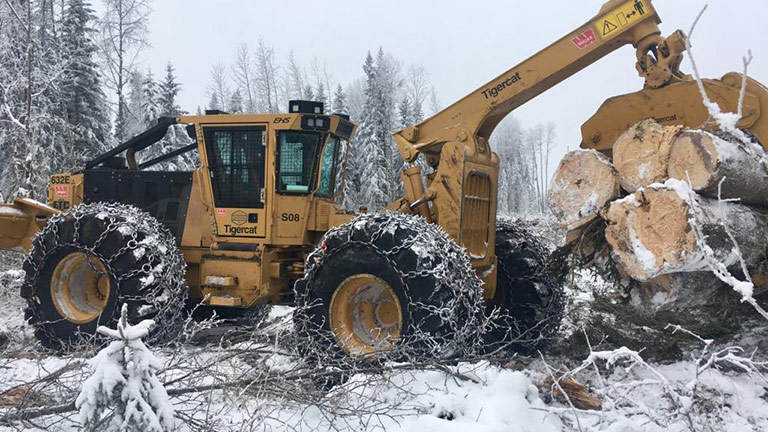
391,0,689,294
394,0,685,164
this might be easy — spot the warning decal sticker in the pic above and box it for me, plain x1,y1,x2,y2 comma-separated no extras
595,0,651,40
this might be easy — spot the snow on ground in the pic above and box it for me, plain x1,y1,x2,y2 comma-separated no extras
1,246,767,431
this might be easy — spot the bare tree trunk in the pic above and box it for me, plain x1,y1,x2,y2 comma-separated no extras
99,0,150,142
233,44,255,112
544,123,555,205
115,0,125,141
25,0,32,138
528,130,541,212
24,0,34,197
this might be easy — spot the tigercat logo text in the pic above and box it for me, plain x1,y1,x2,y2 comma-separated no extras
652,114,678,123
224,225,258,235
481,71,522,99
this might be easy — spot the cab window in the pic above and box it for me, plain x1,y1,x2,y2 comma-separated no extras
204,127,265,208
277,132,321,194
315,136,340,198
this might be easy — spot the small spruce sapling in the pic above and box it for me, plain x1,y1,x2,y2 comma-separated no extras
76,304,174,432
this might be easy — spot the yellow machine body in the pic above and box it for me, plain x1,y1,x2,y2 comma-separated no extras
2,0,767,310
2,110,357,308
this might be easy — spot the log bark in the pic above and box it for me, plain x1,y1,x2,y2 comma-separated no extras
602,181,768,281
612,119,683,192
668,130,768,206
629,272,726,312
555,291,762,363
548,150,620,230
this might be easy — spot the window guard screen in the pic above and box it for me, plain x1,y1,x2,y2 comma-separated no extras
277,132,321,194
205,127,266,208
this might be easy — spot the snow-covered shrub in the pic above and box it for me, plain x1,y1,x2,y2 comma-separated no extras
76,304,174,432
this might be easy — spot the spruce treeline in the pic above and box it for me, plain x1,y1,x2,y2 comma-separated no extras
0,2,551,214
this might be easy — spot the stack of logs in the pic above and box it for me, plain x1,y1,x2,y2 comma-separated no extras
550,119,768,310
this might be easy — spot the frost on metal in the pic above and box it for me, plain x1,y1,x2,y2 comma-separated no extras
76,304,174,432
294,212,489,364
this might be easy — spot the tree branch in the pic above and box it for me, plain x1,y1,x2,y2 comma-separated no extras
2,0,28,32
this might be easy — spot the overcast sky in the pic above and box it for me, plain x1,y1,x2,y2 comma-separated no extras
139,0,767,168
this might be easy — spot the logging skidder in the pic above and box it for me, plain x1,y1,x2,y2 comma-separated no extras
1,0,767,362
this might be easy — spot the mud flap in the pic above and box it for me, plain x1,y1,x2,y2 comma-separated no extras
0,198,59,252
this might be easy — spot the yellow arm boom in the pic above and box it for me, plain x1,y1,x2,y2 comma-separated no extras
389,0,690,296
0,198,59,252
394,0,682,163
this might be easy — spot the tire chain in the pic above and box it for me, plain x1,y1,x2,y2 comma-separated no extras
21,202,188,345
295,212,491,362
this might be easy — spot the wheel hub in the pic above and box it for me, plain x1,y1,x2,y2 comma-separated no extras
50,252,112,324
329,274,403,356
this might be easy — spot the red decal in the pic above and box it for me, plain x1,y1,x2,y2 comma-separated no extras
217,209,226,217
55,185,68,197
572,29,597,49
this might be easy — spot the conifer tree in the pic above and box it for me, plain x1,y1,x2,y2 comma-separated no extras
206,92,220,111
0,0,82,198
332,84,348,114
142,69,159,125
76,304,174,432
144,63,196,170
356,51,392,209
303,84,314,101
60,0,109,157
228,90,244,113
315,82,327,109
125,70,147,137
158,63,182,117
341,53,373,208
398,96,413,129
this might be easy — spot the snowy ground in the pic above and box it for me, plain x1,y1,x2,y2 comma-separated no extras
1,241,767,431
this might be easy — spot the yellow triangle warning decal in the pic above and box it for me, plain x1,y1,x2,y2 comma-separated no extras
602,19,618,36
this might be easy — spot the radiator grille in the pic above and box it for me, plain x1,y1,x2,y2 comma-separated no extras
461,172,492,259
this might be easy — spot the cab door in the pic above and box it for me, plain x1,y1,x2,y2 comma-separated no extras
203,125,268,238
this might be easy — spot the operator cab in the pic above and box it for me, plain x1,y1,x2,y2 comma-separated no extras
70,100,356,248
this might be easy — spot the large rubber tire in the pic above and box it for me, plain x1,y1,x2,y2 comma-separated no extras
294,213,486,364
486,220,564,354
20,203,187,349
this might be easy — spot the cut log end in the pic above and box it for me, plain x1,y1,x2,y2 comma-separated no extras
548,150,620,230
668,130,768,206
604,183,768,281
613,119,683,192
668,131,720,190
604,188,697,281
552,376,603,411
